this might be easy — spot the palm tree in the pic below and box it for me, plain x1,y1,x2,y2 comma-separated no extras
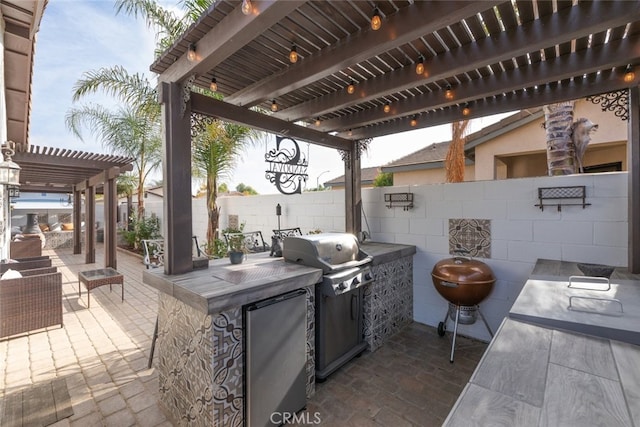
192,121,259,250
445,120,470,183
543,101,576,175
66,66,162,221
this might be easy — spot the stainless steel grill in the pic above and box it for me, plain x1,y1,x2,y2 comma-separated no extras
283,233,373,381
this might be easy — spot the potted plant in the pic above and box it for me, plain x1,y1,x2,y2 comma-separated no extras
227,234,247,264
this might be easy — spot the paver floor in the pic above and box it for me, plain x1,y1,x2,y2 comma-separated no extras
0,246,487,427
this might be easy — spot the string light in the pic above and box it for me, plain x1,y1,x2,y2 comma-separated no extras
271,99,278,112
383,102,391,113
371,7,381,31
410,115,417,127
241,0,252,15
347,80,355,94
315,118,321,126
415,56,425,75
624,66,636,83
210,77,218,92
462,105,471,116
348,129,353,136
289,44,298,63
187,43,197,62
445,85,454,100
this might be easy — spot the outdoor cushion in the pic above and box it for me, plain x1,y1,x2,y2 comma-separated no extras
1,269,22,280
61,223,73,231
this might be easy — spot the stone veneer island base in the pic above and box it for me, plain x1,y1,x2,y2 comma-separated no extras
143,242,415,426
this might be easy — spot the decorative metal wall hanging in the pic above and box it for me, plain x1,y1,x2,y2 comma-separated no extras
265,136,308,195
180,74,196,118
586,89,628,121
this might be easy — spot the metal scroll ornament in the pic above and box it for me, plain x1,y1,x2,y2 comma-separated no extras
586,90,628,121
265,136,308,195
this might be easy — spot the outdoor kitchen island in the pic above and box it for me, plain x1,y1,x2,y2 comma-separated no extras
142,241,415,426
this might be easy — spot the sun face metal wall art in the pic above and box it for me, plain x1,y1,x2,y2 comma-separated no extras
265,136,309,195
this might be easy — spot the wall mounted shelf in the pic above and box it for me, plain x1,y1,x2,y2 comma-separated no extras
384,192,414,210
535,185,590,212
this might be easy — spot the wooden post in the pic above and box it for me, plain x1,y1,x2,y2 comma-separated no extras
104,172,117,269
84,184,96,264
628,86,640,273
344,144,362,235
73,187,82,254
160,81,193,275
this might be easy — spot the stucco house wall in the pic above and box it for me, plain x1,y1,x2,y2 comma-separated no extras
475,100,628,180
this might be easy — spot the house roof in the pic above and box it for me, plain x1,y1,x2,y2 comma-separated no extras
151,1,639,149
324,166,381,187
381,108,545,172
2,0,47,146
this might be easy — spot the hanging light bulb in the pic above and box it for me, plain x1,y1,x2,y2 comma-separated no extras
410,115,417,127
289,44,298,63
371,7,381,31
624,66,636,83
315,118,321,126
347,80,355,94
347,129,353,136
210,77,218,92
383,102,391,113
271,100,278,112
445,85,454,100
187,43,197,62
415,55,425,75
462,105,471,116
241,0,252,15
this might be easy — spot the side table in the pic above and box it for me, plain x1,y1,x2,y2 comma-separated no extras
78,267,124,308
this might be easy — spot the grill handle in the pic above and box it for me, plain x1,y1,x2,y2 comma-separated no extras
440,281,459,288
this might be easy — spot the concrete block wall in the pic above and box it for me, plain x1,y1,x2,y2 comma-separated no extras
190,172,627,341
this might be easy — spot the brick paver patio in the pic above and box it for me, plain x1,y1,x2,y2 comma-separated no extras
0,246,486,427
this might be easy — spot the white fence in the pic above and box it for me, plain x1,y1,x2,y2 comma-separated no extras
152,172,629,340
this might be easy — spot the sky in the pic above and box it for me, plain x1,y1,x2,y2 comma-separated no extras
30,0,513,195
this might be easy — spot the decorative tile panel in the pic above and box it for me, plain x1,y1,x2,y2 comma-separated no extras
158,294,214,426
363,256,414,351
449,218,491,258
156,286,316,426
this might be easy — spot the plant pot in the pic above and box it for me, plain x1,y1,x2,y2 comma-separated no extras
229,251,245,265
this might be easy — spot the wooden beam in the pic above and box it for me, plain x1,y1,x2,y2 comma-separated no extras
321,36,640,132
190,93,352,150
349,68,635,140
158,1,305,84
275,0,640,123
73,187,82,255
104,173,117,269
629,86,640,273
226,1,501,107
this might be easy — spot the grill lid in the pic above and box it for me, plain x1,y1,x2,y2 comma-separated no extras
282,233,372,273
431,257,496,284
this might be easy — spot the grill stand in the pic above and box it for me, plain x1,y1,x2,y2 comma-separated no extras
438,304,493,363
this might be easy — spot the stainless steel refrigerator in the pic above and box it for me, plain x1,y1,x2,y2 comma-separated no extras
245,289,307,427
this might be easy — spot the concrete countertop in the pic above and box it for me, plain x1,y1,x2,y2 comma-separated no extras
444,259,640,426
142,241,415,315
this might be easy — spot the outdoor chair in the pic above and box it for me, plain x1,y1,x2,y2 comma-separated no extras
272,227,303,239
141,239,164,269
0,267,63,339
0,257,52,274
223,231,269,253
10,238,42,258
270,228,302,257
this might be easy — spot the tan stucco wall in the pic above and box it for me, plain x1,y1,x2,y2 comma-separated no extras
474,99,628,180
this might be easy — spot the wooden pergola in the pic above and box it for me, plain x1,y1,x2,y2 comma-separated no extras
151,0,640,274
12,145,134,268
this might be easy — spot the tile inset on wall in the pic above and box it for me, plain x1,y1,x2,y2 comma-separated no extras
449,218,491,258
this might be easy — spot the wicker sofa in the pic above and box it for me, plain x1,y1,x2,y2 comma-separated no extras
0,256,52,274
0,263,62,339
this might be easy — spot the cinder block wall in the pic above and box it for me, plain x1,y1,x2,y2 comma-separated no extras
190,172,627,341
